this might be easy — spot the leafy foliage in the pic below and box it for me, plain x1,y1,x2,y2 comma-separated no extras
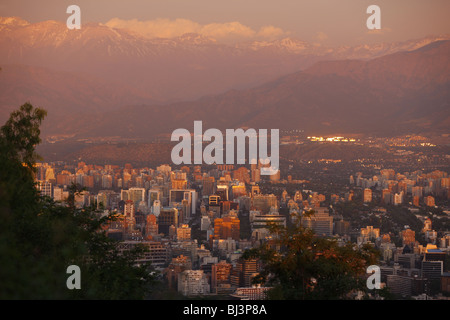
243,210,379,300
0,103,157,299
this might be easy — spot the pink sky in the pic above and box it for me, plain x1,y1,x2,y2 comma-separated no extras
1,0,450,45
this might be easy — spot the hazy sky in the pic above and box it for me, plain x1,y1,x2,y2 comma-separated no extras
1,0,450,45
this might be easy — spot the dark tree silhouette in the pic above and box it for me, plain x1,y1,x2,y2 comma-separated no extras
0,103,157,299
243,210,379,300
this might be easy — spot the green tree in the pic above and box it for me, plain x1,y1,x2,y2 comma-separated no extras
243,210,379,300
0,103,157,299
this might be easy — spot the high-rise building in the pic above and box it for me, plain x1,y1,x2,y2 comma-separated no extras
233,167,250,184
401,228,415,247
231,287,271,300
170,189,197,215
145,214,158,240
294,191,302,202
231,184,247,200
334,219,350,236
440,233,450,249
251,168,261,183
345,190,354,202
386,275,413,298
230,258,259,288
211,261,233,293
382,189,391,204
413,196,420,207
121,187,145,206
102,174,113,189
37,180,52,197
74,190,90,208
82,175,94,188
424,246,446,266
301,207,333,237
441,273,450,295
171,179,187,190
425,196,435,207
202,176,215,196
152,199,161,216
148,189,161,208
421,261,443,281
53,186,69,202
165,255,192,290
397,253,417,269
118,241,170,267
158,208,179,236
358,226,380,244
250,212,286,234
251,194,278,214
412,186,423,198
209,195,220,206
393,192,403,205
178,270,210,296
363,188,372,203
129,187,146,205
201,216,211,231
122,171,132,187
124,200,135,218
250,186,260,197
216,184,229,201
422,218,432,233
214,216,240,241
349,175,355,184
96,192,109,209
56,172,71,186
177,224,191,241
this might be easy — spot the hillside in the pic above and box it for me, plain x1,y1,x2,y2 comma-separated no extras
50,40,450,139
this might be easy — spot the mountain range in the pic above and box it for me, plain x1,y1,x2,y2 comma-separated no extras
0,17,449,140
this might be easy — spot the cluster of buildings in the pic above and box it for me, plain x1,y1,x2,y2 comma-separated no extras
350,169,449,207
33,161,288,298
33,161,450,299
356,223,450,299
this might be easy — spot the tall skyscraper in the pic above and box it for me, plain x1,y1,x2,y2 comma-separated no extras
401,228,415,247
176,224,191,241
148,189,161,208
165,255,192,290
124,200,135,218
214,216,240,241
158,208,179,236
178,270,210,296
363,188,372,203
129,187,146,206
202,176,215,196
426,196,435,207
216,184,229,201
37,180,52,197
145,214,158,240
211,261,233,293
251,194,278,214
382,189,391,204
230,258,259,288
301,207,333,237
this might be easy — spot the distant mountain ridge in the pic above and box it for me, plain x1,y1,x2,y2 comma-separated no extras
0,17,449,139
42,40,449,140
1,16,449,103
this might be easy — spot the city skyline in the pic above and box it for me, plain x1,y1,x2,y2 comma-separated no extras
0,1,449,303
31,145,450,299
